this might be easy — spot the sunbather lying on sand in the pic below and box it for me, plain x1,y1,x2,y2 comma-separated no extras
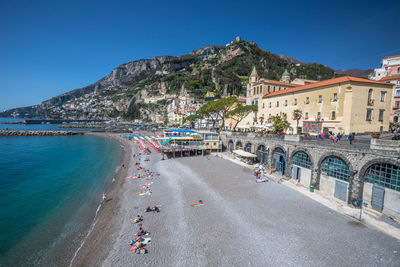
136,227,149,237
190,200,204,207
131,215,142,224
151,206,159,213
144,206,159,213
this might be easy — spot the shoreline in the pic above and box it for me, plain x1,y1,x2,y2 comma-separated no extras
69,132,132,266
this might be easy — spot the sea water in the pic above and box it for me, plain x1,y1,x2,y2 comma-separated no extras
0,135,121,266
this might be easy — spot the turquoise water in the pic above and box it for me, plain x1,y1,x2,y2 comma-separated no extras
0,135,121,266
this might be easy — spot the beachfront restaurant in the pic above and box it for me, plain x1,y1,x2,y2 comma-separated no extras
197,131,221,152
158,129,207,158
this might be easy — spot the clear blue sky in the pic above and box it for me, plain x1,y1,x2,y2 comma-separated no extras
1,0,399,111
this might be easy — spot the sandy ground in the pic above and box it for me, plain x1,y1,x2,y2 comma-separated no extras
73,137,400,267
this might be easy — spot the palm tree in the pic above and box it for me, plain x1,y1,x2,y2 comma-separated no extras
292,109,303,133
259,115,265,125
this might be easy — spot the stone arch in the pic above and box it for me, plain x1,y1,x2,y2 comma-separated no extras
256,143,269,164
289,148,314,168
228,140,234,152
359,158,400,192
316,152,354,204
235,140,243,150
359,158,400,179
269,145,287,175
244,142,252,153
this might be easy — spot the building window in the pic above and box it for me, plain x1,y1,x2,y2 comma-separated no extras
397,80,400,86
306,97,310,104
379,109,384,121
263,103,265,109
292,151,312,169
255,99,258,106
365,163,400,192
366,109,373,121
256,87,259,94
276,101,279,107
254,88,256,95
318,95,322,103
333,93,338,102
269,102,272,108
279,87,281,91
396,101,400,109
331,111,336,120
305,112,309,119
380,91,386,102
284,100,288,106
321,156,350,182
368,89,374,105
395,90,400,97
260,86,263,94
294,98,297,105
268,86,270,93
273,86,276,92
317,112,321,120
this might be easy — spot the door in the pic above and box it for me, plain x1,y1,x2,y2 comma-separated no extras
371,185,385,212
292,166,300,180
334,180,347,202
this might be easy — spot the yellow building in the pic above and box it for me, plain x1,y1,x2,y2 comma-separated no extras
260,76,394,134
246,67,299,106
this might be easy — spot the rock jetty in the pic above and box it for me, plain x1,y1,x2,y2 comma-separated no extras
0,130,85,136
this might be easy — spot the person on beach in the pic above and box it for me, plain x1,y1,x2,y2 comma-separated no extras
144,206,152,212
102,192,107,202
151,206,160,213
136,227,149,237
191,200,204,207
132,215,142,224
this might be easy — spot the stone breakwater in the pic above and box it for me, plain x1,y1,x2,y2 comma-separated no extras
0,130,85,136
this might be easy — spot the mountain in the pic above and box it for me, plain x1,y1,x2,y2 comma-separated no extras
0,38,337,120
335,69,373,78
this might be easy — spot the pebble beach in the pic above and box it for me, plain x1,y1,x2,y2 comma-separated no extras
71,133,400,267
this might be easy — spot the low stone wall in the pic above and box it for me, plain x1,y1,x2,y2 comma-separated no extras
0,130,85,136
370,139,400,153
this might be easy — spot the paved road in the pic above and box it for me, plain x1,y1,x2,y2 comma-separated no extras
104,151,400,266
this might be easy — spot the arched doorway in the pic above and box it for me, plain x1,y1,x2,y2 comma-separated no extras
228,140,234,152
320,155,350,202
363,162,400,212
256,145,269,165
291,150,312,186
272,147,286,175
245,143,252,153
236,141,243,150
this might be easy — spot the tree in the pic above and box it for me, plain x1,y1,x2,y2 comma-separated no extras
211,96,239,130
197,96,238,130
268,115,290,134
123,104,141,120
183,114,203,129
292,109,303,132
225,104,258,130
259,115,265,125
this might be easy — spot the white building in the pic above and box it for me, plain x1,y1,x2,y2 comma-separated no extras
370,55,400,80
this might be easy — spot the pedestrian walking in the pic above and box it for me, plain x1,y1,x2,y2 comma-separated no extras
348,133,355,145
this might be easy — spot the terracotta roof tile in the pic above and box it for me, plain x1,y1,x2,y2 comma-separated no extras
263,76,393,98
255,79,299,87
384,55,400,59
380,74,400,81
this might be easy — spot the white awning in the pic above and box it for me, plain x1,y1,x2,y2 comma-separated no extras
233,149,257,158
